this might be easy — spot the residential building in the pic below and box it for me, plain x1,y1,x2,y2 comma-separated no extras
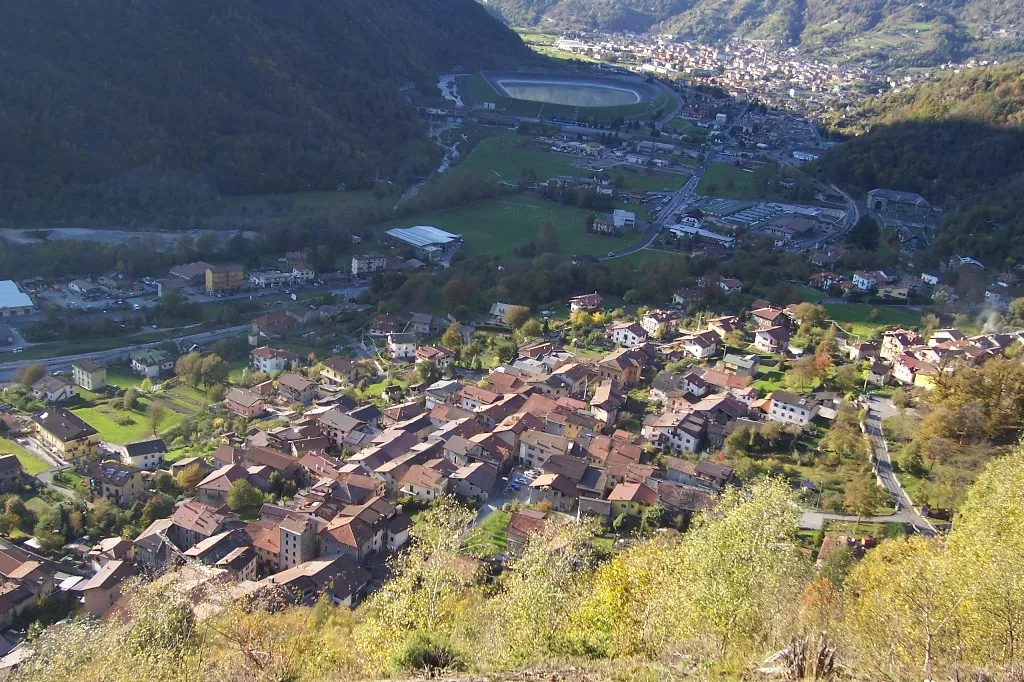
590,380,624,426
119,437,167,471
528,473,578,512
277,373,316,405
568,292,604,312
168,500,239,551
450,462,497,500
351,253,387,277
881,330,924,362
86,461,144,508
81,560,136,618
767,391,819,426
405,312,447,336
607,321,647,348
204,264,245,294
195,464,252,506
894,354,939,389
87,537,133,572
32,408,99,459
30,375,75,404
518,430,573,469
71,359,106,392
182,528,250,567
0,456,23,492
278,515,318,570
292,264,315,285
682,330,719,359
399,464,451,501
415,345,455,371
321,356,364,386
719,278,743,294
386,333,417,362
250,346,298,374
754,326,789,354
722,353,759,377
852,270,890,291
608,482,658,517
215,546,259,581
695,461,736,489
459,385,502,411
224,387,266,418
267,556,371,607
640,309,681,337
867,362,892,387
849,342,880,362
750,306,786,329
130,349,174,378
641,411,706,454
506,509,547,552
593,347,643,387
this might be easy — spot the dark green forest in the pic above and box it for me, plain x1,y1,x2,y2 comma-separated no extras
817,62,1024,266
481,0,1024,63
0,0,531,223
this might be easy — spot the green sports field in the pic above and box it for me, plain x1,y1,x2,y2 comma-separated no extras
696,162,757,198
382,196,622,260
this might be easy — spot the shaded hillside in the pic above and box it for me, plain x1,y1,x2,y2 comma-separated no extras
0,0,531,222
817,62,1024,264
482,0,1024,63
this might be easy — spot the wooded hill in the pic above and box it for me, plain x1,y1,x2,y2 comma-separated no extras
0,0,531,223
816,62,1024,266
482,0,1024,64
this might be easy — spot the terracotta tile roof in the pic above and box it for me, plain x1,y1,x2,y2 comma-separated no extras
608,482,658,505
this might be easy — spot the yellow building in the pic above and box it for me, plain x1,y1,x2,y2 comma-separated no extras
608,482,658,518
32,408,99,459
204,264,245,294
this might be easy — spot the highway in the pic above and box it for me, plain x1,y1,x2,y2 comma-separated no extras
0,324,250,381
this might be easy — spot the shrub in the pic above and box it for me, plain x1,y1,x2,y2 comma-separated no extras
389,631,466,673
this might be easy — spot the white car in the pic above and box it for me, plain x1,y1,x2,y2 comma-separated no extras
524,469,542,479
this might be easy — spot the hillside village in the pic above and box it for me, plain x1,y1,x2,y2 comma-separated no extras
2,259,1024,667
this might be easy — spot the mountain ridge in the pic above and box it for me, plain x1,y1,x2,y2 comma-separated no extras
479,0,1024,64
0,0,532,223
817,61,1024,264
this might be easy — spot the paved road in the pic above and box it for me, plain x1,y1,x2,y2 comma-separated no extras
799,510,908,531
0,324,250,381
655,82,684,128
784,182,861,254
863,398,937,536
597,221,663,261
597,142,718,261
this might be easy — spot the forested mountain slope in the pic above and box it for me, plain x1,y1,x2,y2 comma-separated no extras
481,0,1024,63
817,62,1024,265
0,0,531,222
